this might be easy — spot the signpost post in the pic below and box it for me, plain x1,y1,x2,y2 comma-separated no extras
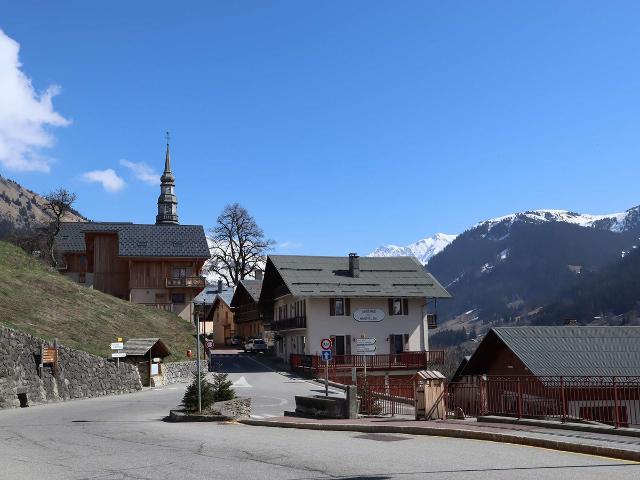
356,338,376,381
320,338,332,397
110,338,125,370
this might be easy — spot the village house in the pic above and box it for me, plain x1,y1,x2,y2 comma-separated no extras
54,142,210,321
230,278,265,341
258,253,451,381
449,326,640,427
193,281,235,344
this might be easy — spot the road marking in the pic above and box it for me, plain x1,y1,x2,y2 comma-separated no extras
250,415,264,419
232,376,253,388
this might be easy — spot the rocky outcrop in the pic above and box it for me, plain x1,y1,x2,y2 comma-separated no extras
0,326,141,409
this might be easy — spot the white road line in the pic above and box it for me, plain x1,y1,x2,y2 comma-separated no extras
232,376,253,388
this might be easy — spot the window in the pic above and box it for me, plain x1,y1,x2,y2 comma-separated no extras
330,298,350,316
172,267,187,278
171,293,186,304
389,298,409,316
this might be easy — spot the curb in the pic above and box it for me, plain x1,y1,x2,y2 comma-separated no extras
168,409,232,422
477,415,640,439
239,419,640,462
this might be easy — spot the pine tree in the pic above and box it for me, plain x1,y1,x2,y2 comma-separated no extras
182,373,215,411
210,372,235,402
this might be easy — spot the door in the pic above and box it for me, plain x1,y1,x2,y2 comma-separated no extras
389,334,404,354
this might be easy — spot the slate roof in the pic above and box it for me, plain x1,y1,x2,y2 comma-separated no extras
55,222,209,258
194,284,235,306
491,326,640,377
123,338,170,357
239,280,263,303
264,255,451,299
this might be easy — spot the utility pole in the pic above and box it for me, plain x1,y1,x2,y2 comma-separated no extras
195,304,202,413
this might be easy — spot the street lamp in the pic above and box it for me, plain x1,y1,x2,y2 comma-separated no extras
193,299,202,413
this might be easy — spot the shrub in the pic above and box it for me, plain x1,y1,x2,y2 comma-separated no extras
182,373,215,411
210,372,235,402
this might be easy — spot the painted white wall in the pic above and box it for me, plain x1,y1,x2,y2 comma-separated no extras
273,296,430,360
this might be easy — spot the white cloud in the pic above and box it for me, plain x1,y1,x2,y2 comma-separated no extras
279,241,303,249
82,169,126,192
0,29,70,172
119,159,158,185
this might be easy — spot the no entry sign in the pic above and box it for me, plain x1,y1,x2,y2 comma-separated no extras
320,338,332,350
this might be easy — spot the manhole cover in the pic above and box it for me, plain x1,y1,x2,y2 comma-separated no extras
353,433,408,442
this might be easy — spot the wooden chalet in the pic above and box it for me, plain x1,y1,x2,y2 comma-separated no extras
230,279,265,340
54,141,210,321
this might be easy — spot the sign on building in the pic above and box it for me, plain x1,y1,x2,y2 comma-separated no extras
356,338,376,355
353,309,385,322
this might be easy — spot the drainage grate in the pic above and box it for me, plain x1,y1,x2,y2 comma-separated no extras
353,433,408,442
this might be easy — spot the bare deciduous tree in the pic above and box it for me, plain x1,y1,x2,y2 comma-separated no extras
43,188,77,267
207,203,274,286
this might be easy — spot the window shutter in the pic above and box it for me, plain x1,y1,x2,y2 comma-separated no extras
403,299,409,316
329,298,335,316
330,335,336,356
389,334,395,354
403,334,410,350
388,299,394,315
345,298,351,316
346,335,351,355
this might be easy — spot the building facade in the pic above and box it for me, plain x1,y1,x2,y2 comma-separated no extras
259,253,451,361
193,281,235,344
54,141,210,321
230,279,265,340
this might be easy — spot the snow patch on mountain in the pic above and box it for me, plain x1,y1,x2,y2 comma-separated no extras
370,233,457,265
476,208,636,233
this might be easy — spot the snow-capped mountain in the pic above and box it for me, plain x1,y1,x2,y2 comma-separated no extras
370,233,457,265
476,207,640,234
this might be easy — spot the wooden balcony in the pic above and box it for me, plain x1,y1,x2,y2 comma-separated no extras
165,276,205,289
291,350,445,373
271,315,307,331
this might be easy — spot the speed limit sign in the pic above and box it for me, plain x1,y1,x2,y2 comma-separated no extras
320,338,332,350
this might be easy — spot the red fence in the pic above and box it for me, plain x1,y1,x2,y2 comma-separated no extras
359,383,416,416
290,351,444,374
446,376,640,428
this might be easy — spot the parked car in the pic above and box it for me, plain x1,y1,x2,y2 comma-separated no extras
244,338,267,353
227,335,242,346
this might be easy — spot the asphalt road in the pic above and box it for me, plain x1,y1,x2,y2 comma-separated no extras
0,354,638,479
208,351,343,418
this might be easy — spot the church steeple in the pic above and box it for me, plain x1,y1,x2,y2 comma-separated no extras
156,132,179,225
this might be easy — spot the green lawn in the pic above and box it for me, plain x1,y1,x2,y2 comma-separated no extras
0,241,196,360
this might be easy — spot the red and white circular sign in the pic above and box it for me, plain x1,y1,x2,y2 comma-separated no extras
320,338,332,350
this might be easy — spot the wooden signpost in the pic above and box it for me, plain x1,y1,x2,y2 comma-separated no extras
40,339,59,377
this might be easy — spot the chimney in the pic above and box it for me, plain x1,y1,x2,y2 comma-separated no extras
217,279,223,293
349,253,360,278
563,317,578,326
254,268,263,281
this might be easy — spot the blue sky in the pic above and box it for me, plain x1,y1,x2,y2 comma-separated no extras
1,1,639,255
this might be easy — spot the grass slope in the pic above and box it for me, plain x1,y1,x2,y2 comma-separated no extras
0,241,195,360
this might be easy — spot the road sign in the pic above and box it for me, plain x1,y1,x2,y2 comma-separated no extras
320,338,332,350
321,350,332,361
356,345,376,355
205,339,214,350
110,342,124,350
41,346,57,364
111,352,127,358
356,338,376,346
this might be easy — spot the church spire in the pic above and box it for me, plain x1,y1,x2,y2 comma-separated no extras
156,132,179,225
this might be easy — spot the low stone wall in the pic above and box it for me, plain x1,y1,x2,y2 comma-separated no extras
0,326,142,409
162,361,198,384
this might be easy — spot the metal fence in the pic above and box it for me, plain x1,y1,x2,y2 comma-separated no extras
358,382,416,416
446,376,640,428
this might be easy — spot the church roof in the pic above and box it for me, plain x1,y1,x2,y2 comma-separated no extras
55,222,210,258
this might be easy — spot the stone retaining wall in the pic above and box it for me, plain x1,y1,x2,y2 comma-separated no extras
162,361,198,384
0,326,142,409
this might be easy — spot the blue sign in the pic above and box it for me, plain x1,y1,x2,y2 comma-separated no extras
321,350,332,361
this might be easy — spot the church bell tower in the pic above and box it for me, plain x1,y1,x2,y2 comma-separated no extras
155,133,179,225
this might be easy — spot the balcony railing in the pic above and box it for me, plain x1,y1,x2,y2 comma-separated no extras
166,276,205,288
271,315,307,330
291,350,445,374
